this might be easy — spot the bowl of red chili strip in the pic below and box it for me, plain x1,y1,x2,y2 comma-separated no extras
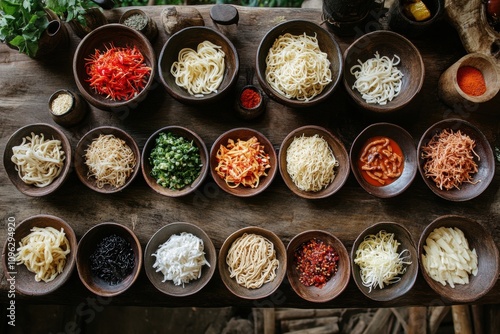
286,230,350,303
73,23,156,112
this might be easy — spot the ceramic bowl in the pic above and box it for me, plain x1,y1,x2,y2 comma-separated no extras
279,125,350,199
287,230,350,303
343,30,424,113
417,118,495,201
351,222,418,301
141,126,209,197
1,214,77,296
350,122,418,198
76,222,142,297
73,23,156,112
158,26,239,105
74,126,141,194
144,222,216,297
218,226,286,300
255,19,343,109
48,89,88,127
3,123,72,197
418,215,499,303
210,128,278,197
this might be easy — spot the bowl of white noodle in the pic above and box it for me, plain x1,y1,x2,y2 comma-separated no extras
255,20,343,109
4,123,72,197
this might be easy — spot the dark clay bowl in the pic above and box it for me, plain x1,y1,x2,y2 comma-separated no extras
3,123,72,197
350,122,418,198
1,214,77,296
279,125,350,199
144,222,216,297
255,19,343,109
351,222,418,302
287,230,350,303
417,118,495,201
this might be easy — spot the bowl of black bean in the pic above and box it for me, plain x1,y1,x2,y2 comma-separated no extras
76,222,142,297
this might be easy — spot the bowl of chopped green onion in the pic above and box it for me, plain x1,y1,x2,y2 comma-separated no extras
141,126,209,197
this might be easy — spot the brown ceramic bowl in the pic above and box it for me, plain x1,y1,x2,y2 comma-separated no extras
3,123,72,197
210,128,278,197
76,222,142,297
350,122,418,198
418,215,499,303
219,226,286,300
73,23,156,112
144,222,216,297
417,118,495,201
158,26,239,105
1,214,77,296
287,230,350,303
351,222,418,302
141,126,209,197
74,126,141,194
255,19,343,109
343,30,424,113
279,125,350,199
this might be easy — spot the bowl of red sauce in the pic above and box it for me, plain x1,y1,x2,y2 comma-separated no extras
349,122,417,198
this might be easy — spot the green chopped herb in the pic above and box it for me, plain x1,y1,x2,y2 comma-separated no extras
149,132,202,190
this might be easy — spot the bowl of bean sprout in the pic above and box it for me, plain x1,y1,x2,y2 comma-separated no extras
343,30,424,113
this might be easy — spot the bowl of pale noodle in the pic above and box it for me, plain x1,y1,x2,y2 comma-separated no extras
3,123,72,197
255,20,343,109
158,26,239,105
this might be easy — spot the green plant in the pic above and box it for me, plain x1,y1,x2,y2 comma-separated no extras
44,0,96,25
0,0,50,57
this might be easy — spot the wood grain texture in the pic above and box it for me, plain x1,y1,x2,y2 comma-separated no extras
0,6,499,308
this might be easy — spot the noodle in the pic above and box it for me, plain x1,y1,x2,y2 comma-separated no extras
350,52,403,105
265,33,332,101
420,129,479,190
84,134,136,189
11,132,65,187
170,40,225,96
226,233,279,289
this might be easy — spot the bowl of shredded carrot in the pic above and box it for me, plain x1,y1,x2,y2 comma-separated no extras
417,118,495,201
73,23,156,112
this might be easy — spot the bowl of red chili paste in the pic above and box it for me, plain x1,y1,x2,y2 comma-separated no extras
349,122,417,198
73,24,156,112
286,230,350,303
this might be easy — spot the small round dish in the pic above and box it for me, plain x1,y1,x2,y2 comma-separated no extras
351,222,418,302
218,226,286,300
141,126,209,197
210,128,278,197
343,30,424,113
1,214,77,296
255,19,343,109
3,123,72,197
417,118,495,201
76,222,142,297
119,8,158,42
350,122,418,198
144,222,216,297
418,215,499,303
279,125,350,199
74,126,141,194
287,230,350,303
158,26,239,105
48,89,88,127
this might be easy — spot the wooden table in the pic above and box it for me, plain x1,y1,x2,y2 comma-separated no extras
0,5,499,309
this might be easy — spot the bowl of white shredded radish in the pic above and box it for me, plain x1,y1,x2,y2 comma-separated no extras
343,30,424,113
351,222,418,301
144,222,216,297
418,215,499,303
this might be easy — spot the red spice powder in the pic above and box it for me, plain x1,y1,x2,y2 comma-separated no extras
240,87,261,109
294,238,339,288
457,66,486,96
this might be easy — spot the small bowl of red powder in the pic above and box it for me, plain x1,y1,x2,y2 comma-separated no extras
236,85,266,120
286,230,350,303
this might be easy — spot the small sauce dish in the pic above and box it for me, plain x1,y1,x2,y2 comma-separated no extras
49,89,88,127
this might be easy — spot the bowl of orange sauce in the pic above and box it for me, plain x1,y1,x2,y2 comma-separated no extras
349,122,417,198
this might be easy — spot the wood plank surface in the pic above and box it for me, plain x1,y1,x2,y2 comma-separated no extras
0,5,499,308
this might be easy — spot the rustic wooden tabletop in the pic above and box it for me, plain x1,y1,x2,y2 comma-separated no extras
0,5,499,308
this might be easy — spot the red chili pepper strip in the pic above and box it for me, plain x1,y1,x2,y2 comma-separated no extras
294,238,339,288
85,44,152,101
